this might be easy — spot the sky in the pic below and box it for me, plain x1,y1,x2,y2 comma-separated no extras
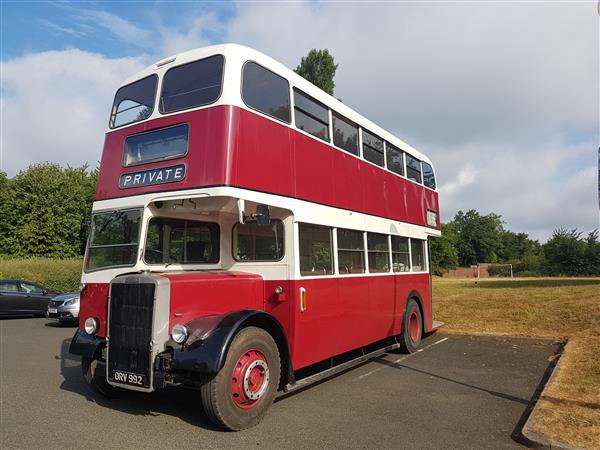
0,0,598,242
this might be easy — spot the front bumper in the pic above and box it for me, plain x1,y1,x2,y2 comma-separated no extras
47,305,79,322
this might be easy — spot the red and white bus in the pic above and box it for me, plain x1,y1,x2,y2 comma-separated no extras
70,44,442,430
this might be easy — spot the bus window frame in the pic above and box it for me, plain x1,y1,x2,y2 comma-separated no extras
231,219,286,262
121,122,191,168
109,74,159,130
84,207,143,273
241,60,292,125
159,54,226,115
143,217,221,266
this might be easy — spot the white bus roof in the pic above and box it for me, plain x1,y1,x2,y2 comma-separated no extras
118,43,433,166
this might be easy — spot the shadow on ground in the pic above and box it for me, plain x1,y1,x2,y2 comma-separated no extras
57,337,221,431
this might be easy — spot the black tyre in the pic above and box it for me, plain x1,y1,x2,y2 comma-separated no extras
81,357,130,399
200,326,281,430
399,298,423,354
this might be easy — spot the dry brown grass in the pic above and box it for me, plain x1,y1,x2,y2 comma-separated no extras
531,328,600,450
432,277,600,449
433,277,600,338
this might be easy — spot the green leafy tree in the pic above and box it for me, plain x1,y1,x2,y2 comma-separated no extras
453,210,504,266
430,222,459,275
0,163,97,257
543,228,587,275
295,49,338,95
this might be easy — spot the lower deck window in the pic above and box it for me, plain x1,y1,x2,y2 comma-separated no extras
144,218,219,264
367,232,389,272
411,239,426,272
233,220,284,261
391,236,410,272
337,228,365,274
299,223,333,276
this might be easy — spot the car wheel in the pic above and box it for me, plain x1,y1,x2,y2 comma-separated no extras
200,326,281,430
81,357,130,399
399,298,423,354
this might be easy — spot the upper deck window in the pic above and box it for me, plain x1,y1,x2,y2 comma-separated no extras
406,154,422,183
332,112,359,156
294,88,329,142
160,54,224,114
123,124,189,166
242,62,291,123
362,130,384,167
110,75,158,129
422,162,436,189
386,142,404,176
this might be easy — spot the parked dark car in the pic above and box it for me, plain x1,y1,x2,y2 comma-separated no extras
0,280,56,318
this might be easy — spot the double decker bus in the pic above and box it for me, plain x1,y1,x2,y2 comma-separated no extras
70,44,442,430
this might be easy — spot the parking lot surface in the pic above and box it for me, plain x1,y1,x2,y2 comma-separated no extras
1,318,557,449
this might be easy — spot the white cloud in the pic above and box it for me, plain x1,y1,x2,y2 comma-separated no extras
224,1,599,239
1,2,598,241
81,10,151,45
1,49,149,174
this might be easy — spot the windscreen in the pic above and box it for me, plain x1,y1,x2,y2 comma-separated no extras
85,209,141,271
144,218,219,264
110,75,158,128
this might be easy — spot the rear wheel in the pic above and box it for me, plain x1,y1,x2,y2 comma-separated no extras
81,357,130,399
200,327,280,430
399,298,423,354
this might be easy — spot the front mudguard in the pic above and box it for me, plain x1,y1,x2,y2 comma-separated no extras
69,330,105,359
171,310,292,384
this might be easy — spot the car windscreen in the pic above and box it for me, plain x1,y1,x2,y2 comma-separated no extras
85,209,142,272
110,75,158,129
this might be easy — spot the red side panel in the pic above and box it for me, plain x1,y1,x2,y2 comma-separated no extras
95,106,232,200
230,110,295,197
95,106,440,229
290,273,431,370
160,271,264,332
78,283,109,337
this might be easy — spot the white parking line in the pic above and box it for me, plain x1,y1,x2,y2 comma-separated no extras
356,337,449,380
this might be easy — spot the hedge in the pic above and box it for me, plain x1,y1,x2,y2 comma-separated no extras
0,257,83,294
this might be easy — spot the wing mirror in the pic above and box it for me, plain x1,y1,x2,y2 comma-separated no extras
237,200,271,226
255,204,271,226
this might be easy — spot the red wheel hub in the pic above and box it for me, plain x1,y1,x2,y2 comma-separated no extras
409,309,421,344
230,349,270,409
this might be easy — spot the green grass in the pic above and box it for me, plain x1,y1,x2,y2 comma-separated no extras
0,257,83,293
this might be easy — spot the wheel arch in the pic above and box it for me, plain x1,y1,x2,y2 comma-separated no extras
171,310,293,388
404,290,425,334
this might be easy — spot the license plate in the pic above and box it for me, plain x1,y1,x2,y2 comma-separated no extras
48,308,57,314
110,370,146,387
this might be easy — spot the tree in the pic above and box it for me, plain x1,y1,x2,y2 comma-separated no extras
0,163,97,257
295,49,338,95
543,228,587,275
430,222,459,275
453,210,504,266
583,230,600,275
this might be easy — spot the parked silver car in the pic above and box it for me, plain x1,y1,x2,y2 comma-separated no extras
47,292,79,325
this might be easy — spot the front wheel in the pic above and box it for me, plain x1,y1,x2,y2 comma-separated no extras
200,327,281,430
399,299,423,354
81,357,130,399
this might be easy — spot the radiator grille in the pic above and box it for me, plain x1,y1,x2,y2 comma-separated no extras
107,282,155,388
